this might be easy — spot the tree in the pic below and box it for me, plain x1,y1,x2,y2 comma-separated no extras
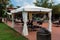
52,4,60,20
16,6,20,8
52,4,60,14
9,4,14,8
0,0,10,22
34,0,53,8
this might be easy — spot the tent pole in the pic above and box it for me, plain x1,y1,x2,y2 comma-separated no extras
22,11,28,36
12,13,14,28
48,11,52,32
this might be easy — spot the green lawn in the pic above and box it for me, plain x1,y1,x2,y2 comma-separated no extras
0,23,28,40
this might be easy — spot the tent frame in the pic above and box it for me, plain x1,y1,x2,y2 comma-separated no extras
11,5,52,36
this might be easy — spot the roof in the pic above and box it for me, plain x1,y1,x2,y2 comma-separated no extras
11,5,52,13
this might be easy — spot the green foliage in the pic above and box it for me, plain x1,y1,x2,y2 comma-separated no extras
16,6,20,8
52,4,60,14
34,0,60,14
0,0,10,18
34,0,52,8
9,4,14,8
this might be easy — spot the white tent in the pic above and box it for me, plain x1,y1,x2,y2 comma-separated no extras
11,5,52,13
11,5,52,36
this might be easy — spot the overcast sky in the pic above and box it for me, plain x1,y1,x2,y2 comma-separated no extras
10,0,60,7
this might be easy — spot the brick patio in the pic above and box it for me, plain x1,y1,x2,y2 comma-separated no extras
3,21,60,40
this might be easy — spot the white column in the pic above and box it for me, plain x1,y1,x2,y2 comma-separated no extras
12,14,14,28
22,11,28,36
48,11,52,32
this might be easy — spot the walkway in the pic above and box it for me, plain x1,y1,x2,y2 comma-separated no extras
3,21,60,40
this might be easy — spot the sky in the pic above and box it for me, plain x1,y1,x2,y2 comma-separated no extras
10,0,60,7
10,0,36,7
53,0,60,5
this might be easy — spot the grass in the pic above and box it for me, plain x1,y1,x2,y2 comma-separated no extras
0,23,28,40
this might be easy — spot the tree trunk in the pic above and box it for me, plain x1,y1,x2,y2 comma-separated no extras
0,17,2,23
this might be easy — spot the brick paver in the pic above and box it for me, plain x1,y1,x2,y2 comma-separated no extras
4,21,60,40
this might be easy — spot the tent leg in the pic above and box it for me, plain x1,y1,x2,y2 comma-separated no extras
48,11,52,32
12,14,14,28
22,12,28,36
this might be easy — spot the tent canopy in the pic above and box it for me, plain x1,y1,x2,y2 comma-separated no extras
11,5,52,13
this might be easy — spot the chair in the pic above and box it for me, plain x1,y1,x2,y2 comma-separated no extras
53,20,60,27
